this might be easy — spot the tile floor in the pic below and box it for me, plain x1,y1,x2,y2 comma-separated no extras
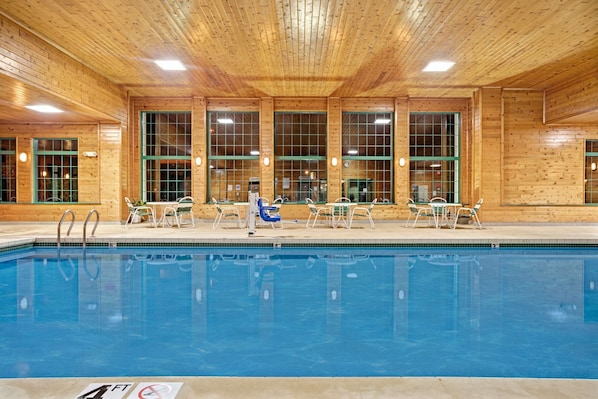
1,219,597,398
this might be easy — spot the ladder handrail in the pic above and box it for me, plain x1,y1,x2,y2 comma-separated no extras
83,209,100,249
57,209,75,248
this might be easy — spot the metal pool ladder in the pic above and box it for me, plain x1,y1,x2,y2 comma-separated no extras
57,209,100,248
57,209,75,248
83,209,100,249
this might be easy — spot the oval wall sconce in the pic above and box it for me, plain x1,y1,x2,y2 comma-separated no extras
263,157,270,166
195,156,202,166
592,162,597,171
399,157,406,167
19,152,28,162
331,157,338,167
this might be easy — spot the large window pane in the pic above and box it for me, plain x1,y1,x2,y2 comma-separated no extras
34,139,78,203
141,112,192,201
0,138,16,202
274,113,327,203
208,112,260,202
409,113,459,203
342,112,393,203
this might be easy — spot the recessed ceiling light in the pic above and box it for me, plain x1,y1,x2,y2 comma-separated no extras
217,118,234,124
250,150,260,155
25,105,63,113
154,60,186,71
423,61,455,72
374,118,391,124
347,149,358,155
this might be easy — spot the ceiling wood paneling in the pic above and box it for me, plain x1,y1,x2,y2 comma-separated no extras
0,0,596,123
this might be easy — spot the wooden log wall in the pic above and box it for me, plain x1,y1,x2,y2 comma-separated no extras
2,90,597,223
545,71,598,124
0,14,127,123
0,123,122,221
477,87,598,222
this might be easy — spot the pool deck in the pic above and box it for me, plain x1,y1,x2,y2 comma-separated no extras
1,220,598,398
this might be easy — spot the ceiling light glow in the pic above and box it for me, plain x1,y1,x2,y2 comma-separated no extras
423,61,455,72
25,105,63,113
374,119,391,124
217,118,234,124
154,60,186,71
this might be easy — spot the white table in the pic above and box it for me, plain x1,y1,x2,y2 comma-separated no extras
326,202,357,228
428,202,461,228
147,201,179,227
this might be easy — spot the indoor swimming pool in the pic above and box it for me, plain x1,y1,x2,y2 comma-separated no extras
1,245,597,379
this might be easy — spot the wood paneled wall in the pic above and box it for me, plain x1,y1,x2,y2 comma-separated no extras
0,14,127,123
545,71,598,124
0,122,123,221
2,91,597,223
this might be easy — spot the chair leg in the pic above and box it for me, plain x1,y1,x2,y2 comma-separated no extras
473,213,482,229
212,214,222,229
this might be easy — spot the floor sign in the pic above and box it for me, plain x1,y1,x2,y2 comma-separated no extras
75,383,134,399
127,382,183,399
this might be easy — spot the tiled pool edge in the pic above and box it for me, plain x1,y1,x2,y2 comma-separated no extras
2,236,598,251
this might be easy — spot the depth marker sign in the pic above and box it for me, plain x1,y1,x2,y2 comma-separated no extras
127,382,183,399
75,383,134,399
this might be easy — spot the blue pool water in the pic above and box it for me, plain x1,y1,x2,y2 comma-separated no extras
0,246,597,379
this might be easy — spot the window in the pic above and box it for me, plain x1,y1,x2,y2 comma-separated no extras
208,112,260,202
274,113,327,203
0,138,16,202
585,140,598,204
35,139,78,202
141,112,192,201
342,112,393,203
409,113,460,203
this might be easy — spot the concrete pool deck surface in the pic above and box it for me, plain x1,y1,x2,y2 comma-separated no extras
1,220,597,398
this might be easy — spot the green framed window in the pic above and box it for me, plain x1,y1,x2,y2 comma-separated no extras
585,140,598,204
34,139,78,203
342,112,393,203
409,113,460,203
0,138,16,202
274,112,328,203
208,111,260,202
141,112,192,201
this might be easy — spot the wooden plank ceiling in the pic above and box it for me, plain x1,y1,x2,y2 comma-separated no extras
0,0,596,123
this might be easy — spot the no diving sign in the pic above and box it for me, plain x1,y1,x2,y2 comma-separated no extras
74,382,183,399
128,382,183,399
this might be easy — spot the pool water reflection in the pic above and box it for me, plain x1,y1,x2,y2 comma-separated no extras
0,246,597,379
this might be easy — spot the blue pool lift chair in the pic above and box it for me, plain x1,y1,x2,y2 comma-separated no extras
258,197,283,229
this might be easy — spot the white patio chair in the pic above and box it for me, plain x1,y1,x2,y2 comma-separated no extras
452,199,484,229
349,198,377,229
164,196,195,228
124,197,156,228
212,198,242,229
405,198,433,228
305,198,333,228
